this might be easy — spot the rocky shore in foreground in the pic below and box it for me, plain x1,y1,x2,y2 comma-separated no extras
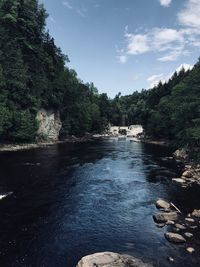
76,252,154,267
153,198,200,259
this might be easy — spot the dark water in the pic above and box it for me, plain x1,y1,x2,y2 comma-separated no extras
0,139,200,267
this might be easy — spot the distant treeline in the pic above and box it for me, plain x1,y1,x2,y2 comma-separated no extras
110,63,200,159
0,0,199,159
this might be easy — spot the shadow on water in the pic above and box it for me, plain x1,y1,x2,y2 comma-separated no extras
0,139,200,267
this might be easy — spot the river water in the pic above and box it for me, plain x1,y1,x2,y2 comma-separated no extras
0,139,200,267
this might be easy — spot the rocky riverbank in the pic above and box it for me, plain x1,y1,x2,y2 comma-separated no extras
0,135,100,152
172,149,200,188
76,252,154,267
153,198,200,259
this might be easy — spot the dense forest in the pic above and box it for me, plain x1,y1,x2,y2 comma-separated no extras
0,0,199,159
110,64,200,159
0,0,111,142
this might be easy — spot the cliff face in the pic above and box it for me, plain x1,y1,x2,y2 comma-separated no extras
36,109,62,141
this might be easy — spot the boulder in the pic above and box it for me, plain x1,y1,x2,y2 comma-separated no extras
182,171,192,178
156,199,170,210
185,218,195,223
186,247,195,254
165,232,186,243
173,149,188,160
184,232,193,239
192,209,200,218
175,224,186,230
153,212,178,223
76,252,154,267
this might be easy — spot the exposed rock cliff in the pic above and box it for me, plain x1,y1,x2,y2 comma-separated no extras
36,109,62,141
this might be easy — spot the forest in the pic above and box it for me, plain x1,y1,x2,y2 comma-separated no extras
0,0,199,158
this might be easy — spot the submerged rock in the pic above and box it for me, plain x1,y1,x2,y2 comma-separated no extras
153,212,178,223
76,252,154,267
156,199,170,210
165,232,186,243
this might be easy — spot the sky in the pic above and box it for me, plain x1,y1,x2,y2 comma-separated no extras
41,0,200,97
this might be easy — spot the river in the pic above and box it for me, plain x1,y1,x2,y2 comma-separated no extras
0,139,200,267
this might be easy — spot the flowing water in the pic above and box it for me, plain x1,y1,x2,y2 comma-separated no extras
0,139,200,267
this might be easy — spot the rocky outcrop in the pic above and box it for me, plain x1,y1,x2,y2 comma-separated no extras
165,232,186,243
153,212,178,223
36,109,62,141
76,252,154,267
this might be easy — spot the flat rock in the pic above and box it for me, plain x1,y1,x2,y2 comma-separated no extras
172,178,186,184
153,212,178,223
76,252,154,267
165,232,186,243
184,232,193,238
182,171,192,178
185,218,195,223
192,209,200,218
186,247,195,253
156,199,170,210
175,224,186,230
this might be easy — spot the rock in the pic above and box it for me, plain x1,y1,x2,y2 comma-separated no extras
189,225,198,230
175,224,186,230
172,178,186,184
192,209,200,218
173,149,188,160
156,199,170,210
184,232,193,239
36,109,62,141
156,223,166,228
165,232,186,243
76,252,154,267
186,247,195,254
166,220,175,225
167,257,174,262
153,212,178,223
185,218,195,223
185,165,192,169
182,171,193,178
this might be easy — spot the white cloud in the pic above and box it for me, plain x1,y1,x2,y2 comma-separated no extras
62,1,87,17
118,55,127,64
118,0,200,63
126,33,150,55
159,0,172,7
63,1,73,9
124,27,186,61
147,74,164,87
178,0,200,29
147,63,193,88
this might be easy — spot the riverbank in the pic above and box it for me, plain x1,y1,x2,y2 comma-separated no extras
171,149,200,187
0,135,101,152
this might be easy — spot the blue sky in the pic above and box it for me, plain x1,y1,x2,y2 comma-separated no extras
41,0,200,97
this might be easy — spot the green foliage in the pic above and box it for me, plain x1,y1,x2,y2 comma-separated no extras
0,0,111,142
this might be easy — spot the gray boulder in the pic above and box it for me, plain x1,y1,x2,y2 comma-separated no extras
156,199,170,210
76,252,154,267
153,212,178,223
165,232,186,243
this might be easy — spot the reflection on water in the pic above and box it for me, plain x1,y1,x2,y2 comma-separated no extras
0,139,200,267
